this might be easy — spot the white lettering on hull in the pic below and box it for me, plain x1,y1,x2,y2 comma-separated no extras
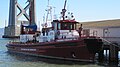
21,48,36,51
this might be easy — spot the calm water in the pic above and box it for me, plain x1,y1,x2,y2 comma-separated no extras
0,38,115,67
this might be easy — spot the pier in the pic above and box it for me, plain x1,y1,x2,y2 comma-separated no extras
98,38,120,64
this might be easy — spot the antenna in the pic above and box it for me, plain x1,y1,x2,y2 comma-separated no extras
48,0,50,6
45,0,52,28
53,7,57,20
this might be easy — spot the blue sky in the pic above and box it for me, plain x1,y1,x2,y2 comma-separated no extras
0,0,120,28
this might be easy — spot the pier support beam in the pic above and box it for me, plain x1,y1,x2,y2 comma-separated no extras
109,44,118,64
98,50,104,63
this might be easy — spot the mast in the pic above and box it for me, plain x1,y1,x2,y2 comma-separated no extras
45,0,52,28
61,0,67,20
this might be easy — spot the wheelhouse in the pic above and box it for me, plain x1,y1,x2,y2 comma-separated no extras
52,20,78,30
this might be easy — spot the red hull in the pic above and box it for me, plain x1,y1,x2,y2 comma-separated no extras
6,39,103,62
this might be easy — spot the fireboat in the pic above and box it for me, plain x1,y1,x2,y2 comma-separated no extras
6,0,103,62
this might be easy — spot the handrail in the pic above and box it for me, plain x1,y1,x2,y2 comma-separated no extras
100,37,120,48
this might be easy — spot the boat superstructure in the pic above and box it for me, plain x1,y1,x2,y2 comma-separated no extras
6,0,103,62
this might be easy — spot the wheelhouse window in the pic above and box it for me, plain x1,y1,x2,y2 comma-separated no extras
58,23,61,30
61,23,76,30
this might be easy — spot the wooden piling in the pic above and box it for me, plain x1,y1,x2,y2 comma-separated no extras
98,50,104,63
109,44,118,64
105,50,108,62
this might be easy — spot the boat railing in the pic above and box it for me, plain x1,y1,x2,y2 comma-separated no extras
99,37,120,48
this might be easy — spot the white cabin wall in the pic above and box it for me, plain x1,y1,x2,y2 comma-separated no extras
90,28,103,37
109,28,120,37
83,28,104,37
84,27,120,43
20,34,34,43
84,27,120,37
106,28,120,43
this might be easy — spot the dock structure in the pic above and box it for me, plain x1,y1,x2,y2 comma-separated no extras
98,38,119,64
3,0,36,38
